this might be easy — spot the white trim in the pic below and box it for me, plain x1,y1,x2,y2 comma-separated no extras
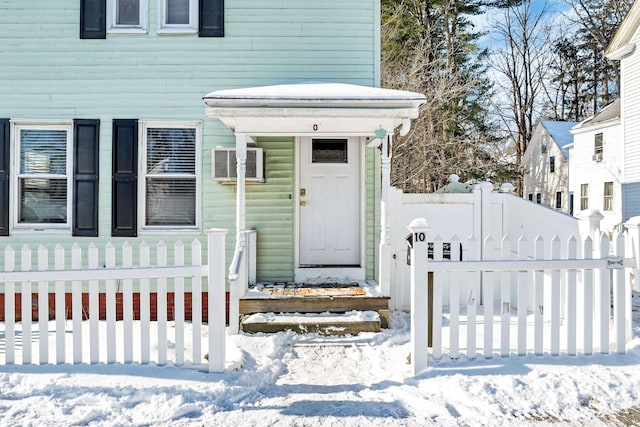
156,0,198,34
107,0,149,34
10,121,73,233
138,120,202,234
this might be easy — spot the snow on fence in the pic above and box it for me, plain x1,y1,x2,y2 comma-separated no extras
0,229,228,373
407,218,635,375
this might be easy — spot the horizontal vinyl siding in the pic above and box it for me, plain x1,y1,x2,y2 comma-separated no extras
365,146,380,281
623,31,640,181
0,0,376,280
623,182,640,223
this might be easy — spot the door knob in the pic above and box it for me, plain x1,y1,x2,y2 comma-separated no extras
300,201,307,206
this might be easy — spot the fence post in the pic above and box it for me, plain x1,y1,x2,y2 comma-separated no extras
207,228,228,373
623,216,640,291
580,209,603,244
408,218,429,375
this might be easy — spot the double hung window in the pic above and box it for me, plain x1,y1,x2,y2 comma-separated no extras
158,0,198,33
603,182,613,211
108,0,148,33
14,123,72,229
140,122,199,230
580,184,589,211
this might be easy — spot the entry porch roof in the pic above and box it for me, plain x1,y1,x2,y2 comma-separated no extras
203,82,425,136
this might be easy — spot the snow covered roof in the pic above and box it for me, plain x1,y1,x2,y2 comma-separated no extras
541,121,578,156
571,99,620,132
203,82,426,136
204,82,426,109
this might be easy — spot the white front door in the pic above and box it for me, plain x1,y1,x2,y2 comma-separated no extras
298,137,360,266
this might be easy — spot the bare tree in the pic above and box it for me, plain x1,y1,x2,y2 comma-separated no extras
382,0,516,193
491,0,551,195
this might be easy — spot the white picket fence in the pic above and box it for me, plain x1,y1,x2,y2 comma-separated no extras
0,229,228,373
407,218,635,375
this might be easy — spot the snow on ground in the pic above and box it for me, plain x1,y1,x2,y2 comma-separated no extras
1,293,640,426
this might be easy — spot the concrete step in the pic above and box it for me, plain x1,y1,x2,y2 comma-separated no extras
240,310,383,336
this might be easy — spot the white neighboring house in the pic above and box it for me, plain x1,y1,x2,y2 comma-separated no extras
568,100,622,233
522,121,578,214
607,0,640,228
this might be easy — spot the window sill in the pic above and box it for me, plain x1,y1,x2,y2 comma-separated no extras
156,27,198,35
107,28,149,35
139,228,201,235
11,227,71,235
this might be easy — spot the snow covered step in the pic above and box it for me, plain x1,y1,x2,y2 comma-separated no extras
241,310,381,336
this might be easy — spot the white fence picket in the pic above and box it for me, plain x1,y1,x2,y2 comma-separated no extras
191,239,203,365
21,245,32,365
140,242,150,364
174,241,185,366
550,236,561,356
105,243,116,364
583,237,594,355
500,236,511,357
71,244,82,364
533,236,544,356
37,246,49,365
157,241,168,366
54,244,65,365
4,246,15,365
432,235,444,361
517,236,528,356
88,243,99,364
466,236,478,359
566,236,578,356
613,232,626,354
598,233,610,354
122,242,133,364
483,236,494,359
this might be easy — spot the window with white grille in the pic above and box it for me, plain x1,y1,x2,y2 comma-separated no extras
141,123,199,229
604,182,613,211
14,124,72,228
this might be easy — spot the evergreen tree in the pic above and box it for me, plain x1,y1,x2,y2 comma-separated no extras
382,0,518,193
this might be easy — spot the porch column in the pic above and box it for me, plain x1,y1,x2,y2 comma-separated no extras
379,134,392,299
228,133,248,334
235,133,247,256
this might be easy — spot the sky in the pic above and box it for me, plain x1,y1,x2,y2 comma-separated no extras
1,292,639,426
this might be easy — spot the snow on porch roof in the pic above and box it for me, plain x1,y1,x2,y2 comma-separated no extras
203,82,426,112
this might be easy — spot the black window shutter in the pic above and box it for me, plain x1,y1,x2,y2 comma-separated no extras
0,119,9,236
112,119,138,237
80,0,106,39
199,0,224,37
73,119,100,237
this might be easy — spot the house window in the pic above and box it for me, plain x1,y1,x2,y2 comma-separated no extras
140,122,199,230
555,191,562,209
158,0,198,33
604,182,613,211
536,193,541,204
549,156,555,173
580,184,589,210
593,133,603,161
14,123,72,229
528,193,533,201
107,0,148,33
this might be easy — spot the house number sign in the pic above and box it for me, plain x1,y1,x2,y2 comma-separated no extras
313,124,319,131
414,232,425,242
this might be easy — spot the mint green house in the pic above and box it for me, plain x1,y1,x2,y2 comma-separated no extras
0,1,424,302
